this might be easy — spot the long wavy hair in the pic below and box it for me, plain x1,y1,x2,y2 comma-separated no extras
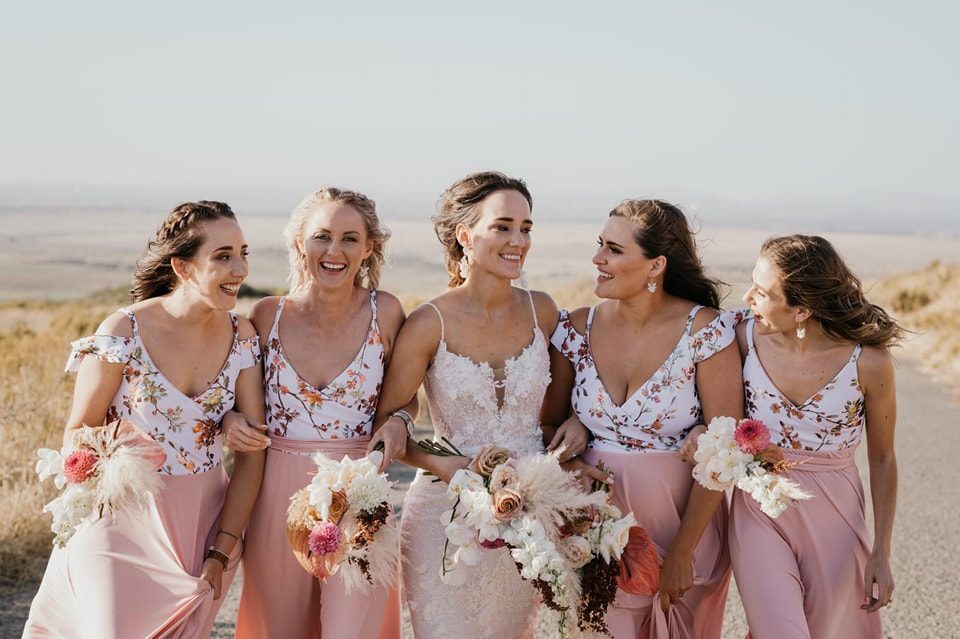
761,234,905,347
432,171,533,287
610,199,724,308
284,187,391,293
131,201,237,302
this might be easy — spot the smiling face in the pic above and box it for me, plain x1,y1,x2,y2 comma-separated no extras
592,215,661,299
176,216,249,310
456,189,532,282
298,201,373,290
743,255,809,335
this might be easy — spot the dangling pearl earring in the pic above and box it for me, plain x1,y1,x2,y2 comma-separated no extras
647,281,657,293
459,247,471,279
359,262,369,281
796,323,807,339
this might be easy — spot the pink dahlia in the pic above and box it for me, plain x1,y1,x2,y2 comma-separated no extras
63,449,98,483
734,419,771,455
308,522,343,556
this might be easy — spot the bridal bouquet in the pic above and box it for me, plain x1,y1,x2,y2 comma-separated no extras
436,443,635,637
35,419,166,547
693,416,813,518
286,451,400,594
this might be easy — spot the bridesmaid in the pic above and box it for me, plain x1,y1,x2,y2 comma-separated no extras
546,199,743,638
726,235,901,637
24,201,265,638
228,188,407,639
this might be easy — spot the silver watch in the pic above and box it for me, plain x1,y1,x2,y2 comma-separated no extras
392,410,415,437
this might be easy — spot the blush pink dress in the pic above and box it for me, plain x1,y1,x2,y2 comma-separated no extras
23,310,260,639
729,317,883,638
234,292,400,639
552,305,736,639
400,293,550,639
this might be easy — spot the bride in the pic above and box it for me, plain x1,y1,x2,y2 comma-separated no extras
368,171,586,638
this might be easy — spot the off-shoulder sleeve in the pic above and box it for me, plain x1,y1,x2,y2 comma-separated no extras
688,311,742,364
549,310,586,364
64,335,138,373
235,334,262,370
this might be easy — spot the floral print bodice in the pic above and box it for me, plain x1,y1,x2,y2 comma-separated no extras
263,291,384,441
421,292,550,457
65,309,261,475
743,317,865,451
551,305,737,453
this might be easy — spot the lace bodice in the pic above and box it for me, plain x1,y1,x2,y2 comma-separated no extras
65,309,261,475
421,300,550,457
262,292,384,441
551,305,738,453
743,317,865,451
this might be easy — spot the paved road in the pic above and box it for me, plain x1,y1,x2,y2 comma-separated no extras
3,357,955,638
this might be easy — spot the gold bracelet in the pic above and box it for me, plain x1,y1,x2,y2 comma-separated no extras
205,546,230,568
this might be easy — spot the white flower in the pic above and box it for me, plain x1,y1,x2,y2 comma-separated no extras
36,448,66,490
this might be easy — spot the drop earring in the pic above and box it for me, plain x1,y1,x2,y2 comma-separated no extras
359,262,369,281
796,323,807,339
458,247,471,279
647,281,657,293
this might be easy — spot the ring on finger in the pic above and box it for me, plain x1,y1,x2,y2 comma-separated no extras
678,591,686,598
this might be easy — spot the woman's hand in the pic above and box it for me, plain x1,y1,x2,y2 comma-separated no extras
221,410,270,452
367,417,409,473
546,416,590,462
431,454,472,484
678,424,706,465
861,552,894,612
658,548,694,612
561,457,615,494
200,558,225,600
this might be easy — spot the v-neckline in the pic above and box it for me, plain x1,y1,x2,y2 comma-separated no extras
748,319,857,409
128,310,235,402
273,297,373,395
585,307,694,410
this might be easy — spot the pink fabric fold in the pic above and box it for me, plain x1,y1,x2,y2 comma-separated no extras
585,449,730,639
730,447,882,639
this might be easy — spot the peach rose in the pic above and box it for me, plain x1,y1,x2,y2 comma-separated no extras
328,490,348,521
558,535,594,568
471,446,511,477
492,487,524,522
489,463,519,492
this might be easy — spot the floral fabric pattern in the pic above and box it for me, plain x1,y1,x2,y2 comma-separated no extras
551,306,739,453
742,317,865,451
400,291,549,639
262,292,384,441
66,309,261,475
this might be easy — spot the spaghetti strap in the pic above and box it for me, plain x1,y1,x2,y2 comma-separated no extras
684,304,705,336
746,317,756,353
369,289,378,324
524,289,539,331
423,302,445,341
118,308,139,337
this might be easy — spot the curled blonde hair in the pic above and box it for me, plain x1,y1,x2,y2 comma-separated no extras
284,187,390,292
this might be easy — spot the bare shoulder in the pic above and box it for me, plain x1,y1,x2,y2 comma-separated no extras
373,289,407,328
564,306,592,335
734,320,750,359
235,314,258,340
248,295,281,335
528,289,560,334
95,309,135,338
858,345,896,387
689,304,720,333
400,301,444,344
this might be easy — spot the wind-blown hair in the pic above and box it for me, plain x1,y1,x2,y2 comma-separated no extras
131,201,236,302
610,199,723,308
761,234,905,348
432,171,533,287
284,187,390,293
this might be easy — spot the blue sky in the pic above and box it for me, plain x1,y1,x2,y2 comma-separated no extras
2,1,958,224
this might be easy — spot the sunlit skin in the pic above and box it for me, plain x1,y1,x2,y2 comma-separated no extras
299,202,373,290
593,215,662,299
458,189,532,286
742,256,809,337
176,216,250,313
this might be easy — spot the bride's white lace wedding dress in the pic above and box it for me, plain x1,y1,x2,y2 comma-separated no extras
399,294,550,639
